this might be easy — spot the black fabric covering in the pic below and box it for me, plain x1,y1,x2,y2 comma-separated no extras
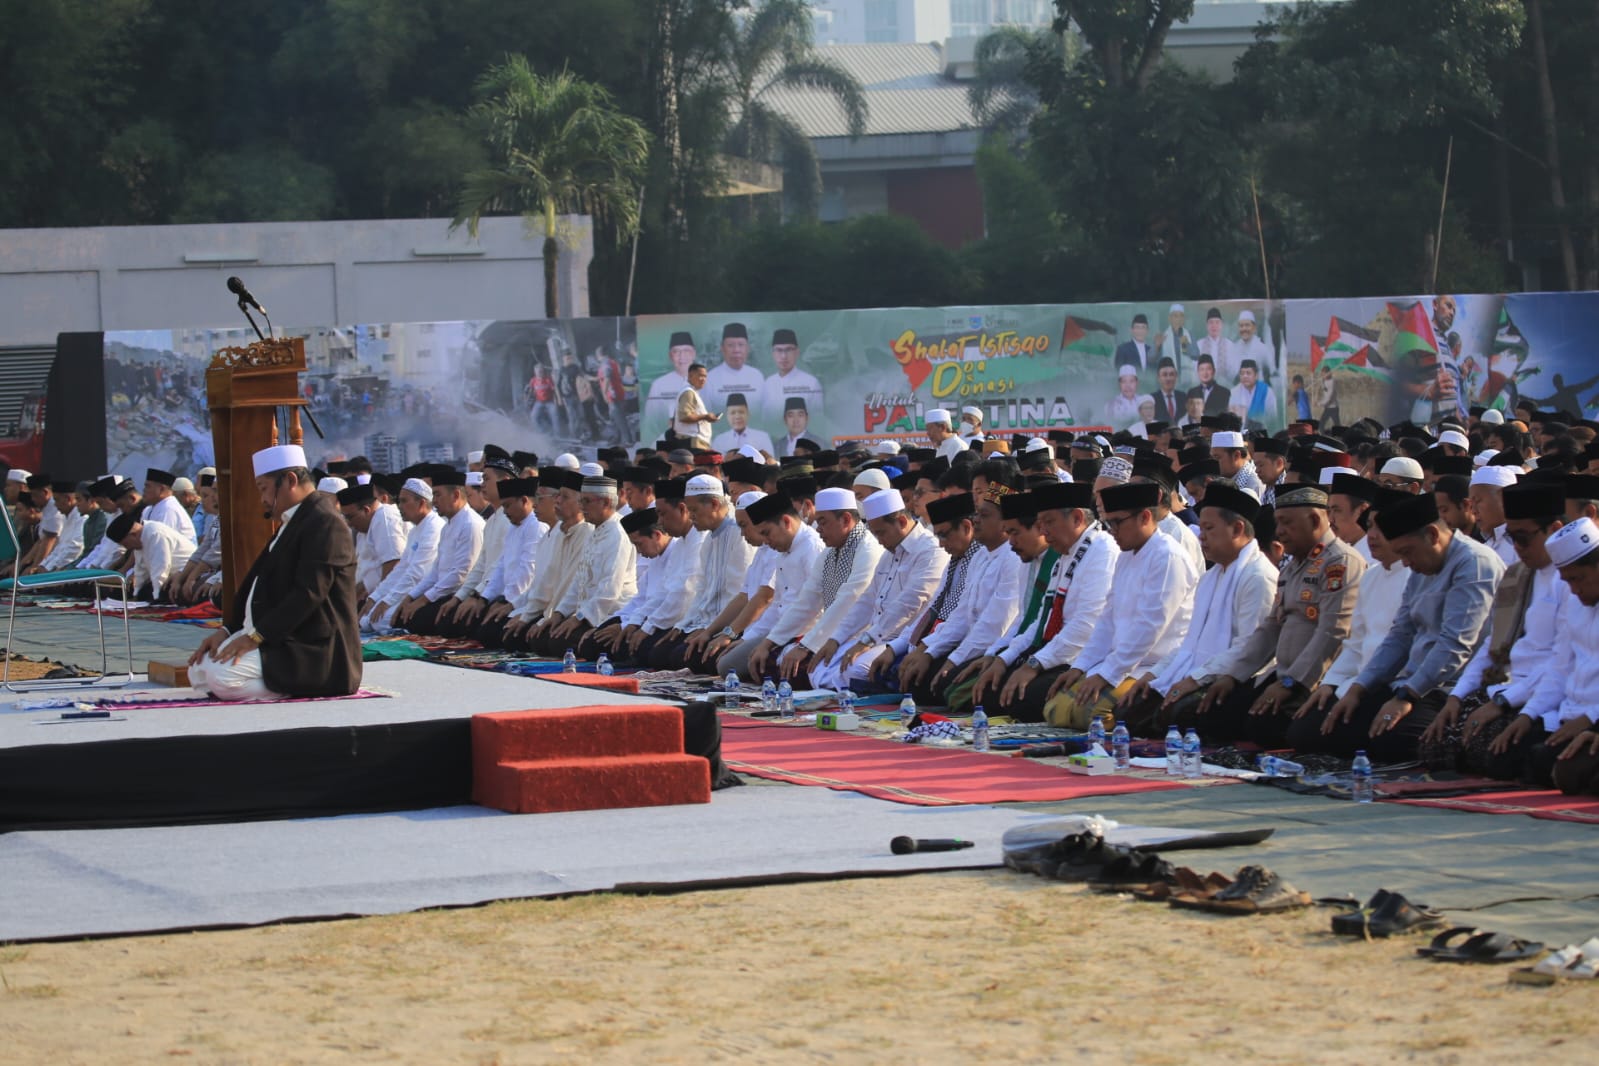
0,697,734,833
46,332,108,477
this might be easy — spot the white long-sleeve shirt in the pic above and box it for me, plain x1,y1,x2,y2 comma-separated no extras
987,550,1053,663
1321,557,1409,696
512,520,592,621
409,505,484,603
455,509,510,600
39,508,86,570
1031,529,1119,670
1158,513,1204,574
741,545,781,599
1074,530,1200,684
1148,540,1276,693
1528,594,1599,728
480,516,545,603
1451,563,1569,715
680,515,756,633
830,523,948,651
743,525,824,644
780,524,885,651
144,494,196,542
356,503,407,595
371,511,444,606
635,528,706,634
132,521,195,600
941,541,1022,665
555,513,637,625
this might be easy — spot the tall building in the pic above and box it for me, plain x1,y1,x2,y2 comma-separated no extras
809,0,1050,45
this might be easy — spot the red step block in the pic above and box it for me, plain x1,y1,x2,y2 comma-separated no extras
545,673,641,694
482,754,711,814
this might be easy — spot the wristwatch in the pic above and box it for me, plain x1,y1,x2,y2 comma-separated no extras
246,629,263,645
1024,655,1043,670
1278,675,1296,692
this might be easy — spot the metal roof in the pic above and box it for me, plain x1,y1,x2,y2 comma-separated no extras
759,43,978,139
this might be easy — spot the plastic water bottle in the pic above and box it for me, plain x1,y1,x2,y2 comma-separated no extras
1182,728,1202,779
899,695,917,728
596,653,614,676
1087,715,1107,753
562,648,577,674
971,705,990,752
1111,721,1131,771
777,679,794,719
1165,724,1183,776
724,670,740,707
1352,750,1374,804
761,677,777,714
1258,754,1305,777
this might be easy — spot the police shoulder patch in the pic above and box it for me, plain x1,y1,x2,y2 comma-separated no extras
1325,564,1346,592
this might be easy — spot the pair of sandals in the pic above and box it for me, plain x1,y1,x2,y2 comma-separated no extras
1509,936,1599,985
1118,864,1311,915
1416,926,1545,963
1328,889,1445,938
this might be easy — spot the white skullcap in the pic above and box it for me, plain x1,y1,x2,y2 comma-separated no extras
735,490,765,510
1237,310,1256,323
252,445,306,477
1439,430,1470,450
1474,449,1498,468
317,477,347,494
1381,457,1425,481
1479,408,1505,425
196,467,217,479
6,469,28,483
1098,456,1133,484
853,469,892,493
171,477,195,494
465,471,484,486
554,453,581,471
355,473,372,485
814,487,857,512
1170,303,1185,313
1210,431,1246,449
860,489,906,521
401,477,432,499
579,461,605,477
1548,518,1599,568
737,444,765,462
925,409,952,426
467,450,484,464
1024,437,1050,452
873,440,901,455
1471,465,1519,488
961,406,984,421
1319,467,1357,487
685,474,723,497
1118,365,1138,378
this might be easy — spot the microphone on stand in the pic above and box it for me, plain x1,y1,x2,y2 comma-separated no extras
226,275,267,316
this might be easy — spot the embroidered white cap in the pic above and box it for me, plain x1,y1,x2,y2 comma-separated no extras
401,477,432,499
685,474,724,497
853,469,892,493
579,461,605,477
814,487,858,512
1548,517,1599,567
860,489,906,521
1210,431,1247,449
1381,457,1425,481
252,445,307,477
317,477,348,494
735,490,765,510
1470,465,1520,488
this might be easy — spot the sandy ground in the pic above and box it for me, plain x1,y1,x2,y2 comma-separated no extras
4,869,1595,1065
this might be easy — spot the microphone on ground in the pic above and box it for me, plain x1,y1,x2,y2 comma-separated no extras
890,836,975,855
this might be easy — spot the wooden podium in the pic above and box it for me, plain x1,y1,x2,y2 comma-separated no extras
206,338,310,618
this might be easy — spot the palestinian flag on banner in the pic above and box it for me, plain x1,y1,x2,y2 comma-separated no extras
1060,315,1117,358
1492,305,1528,357
1388,301,1440,360
1315,316,1390,380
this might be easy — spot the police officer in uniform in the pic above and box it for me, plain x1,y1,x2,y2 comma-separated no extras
1182,485,1366,745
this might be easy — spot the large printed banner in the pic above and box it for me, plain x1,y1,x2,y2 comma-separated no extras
103,292,1599,475
636,301,1288,452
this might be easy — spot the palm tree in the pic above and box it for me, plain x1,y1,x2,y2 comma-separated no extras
453,57,650,318
720,0,867,216
967,24,1077,139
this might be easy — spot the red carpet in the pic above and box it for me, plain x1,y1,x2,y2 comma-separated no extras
1395,789,1599,825
718,717,1187,806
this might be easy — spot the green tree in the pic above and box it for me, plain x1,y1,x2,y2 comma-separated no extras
718,0,867,216
1054,0,1195,92
966,24,1076,137
723,215,970,310
453,57,650,318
